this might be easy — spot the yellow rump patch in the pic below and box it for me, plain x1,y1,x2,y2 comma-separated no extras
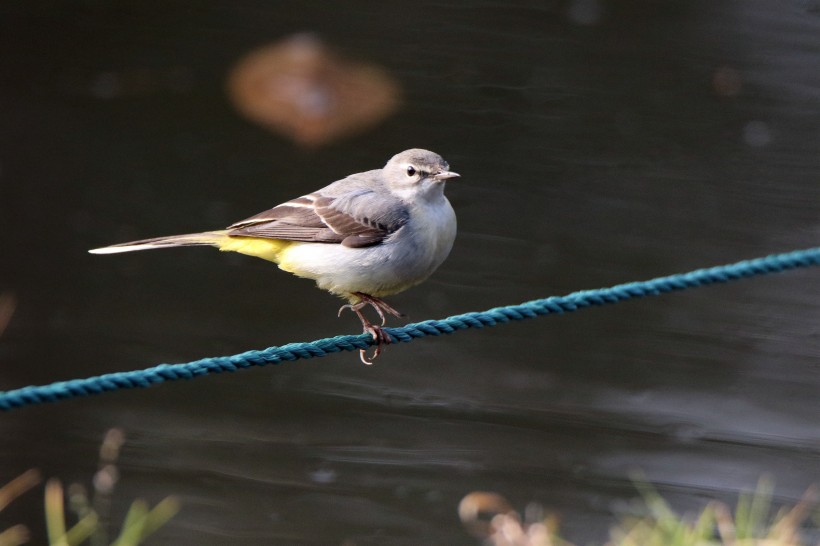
218,236,293,264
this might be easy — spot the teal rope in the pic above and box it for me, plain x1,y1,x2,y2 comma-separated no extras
1,247,818,412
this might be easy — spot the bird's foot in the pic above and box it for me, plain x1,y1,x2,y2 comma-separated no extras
338,293,404,364
359,323,393,365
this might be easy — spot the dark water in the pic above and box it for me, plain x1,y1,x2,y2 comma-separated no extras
1,1,819,544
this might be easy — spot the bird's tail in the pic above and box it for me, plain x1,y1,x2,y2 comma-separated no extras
89,230,293,264
89,231,230,254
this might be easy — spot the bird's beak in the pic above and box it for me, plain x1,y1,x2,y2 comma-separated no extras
433,170,460,181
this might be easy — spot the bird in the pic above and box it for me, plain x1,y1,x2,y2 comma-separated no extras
89,148,460,364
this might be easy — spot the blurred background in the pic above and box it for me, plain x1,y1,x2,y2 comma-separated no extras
1,1,819,544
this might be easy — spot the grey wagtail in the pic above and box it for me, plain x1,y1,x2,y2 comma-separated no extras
90,149,459,364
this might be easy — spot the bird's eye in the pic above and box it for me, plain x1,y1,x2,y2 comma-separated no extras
406,166,416,177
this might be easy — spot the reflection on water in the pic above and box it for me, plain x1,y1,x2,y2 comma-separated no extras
0,0,818,544
227,33,400,147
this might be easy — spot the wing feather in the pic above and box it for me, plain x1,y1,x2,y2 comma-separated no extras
225,188,409,248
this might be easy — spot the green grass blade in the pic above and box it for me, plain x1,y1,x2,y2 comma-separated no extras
44,479,67,546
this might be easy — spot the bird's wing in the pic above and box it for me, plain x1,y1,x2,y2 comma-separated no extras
226,182,409,248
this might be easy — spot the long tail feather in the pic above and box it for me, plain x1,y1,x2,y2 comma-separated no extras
88,231,229,254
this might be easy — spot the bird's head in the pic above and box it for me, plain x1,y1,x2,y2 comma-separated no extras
383,148,459,200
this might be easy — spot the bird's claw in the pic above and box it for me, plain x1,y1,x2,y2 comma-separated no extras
359,324,392,365
337,303,356,318
339,293,402,364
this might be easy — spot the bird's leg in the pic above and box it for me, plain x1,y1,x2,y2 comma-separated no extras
365,295,405,324
351,292,404,324
338,293,404,364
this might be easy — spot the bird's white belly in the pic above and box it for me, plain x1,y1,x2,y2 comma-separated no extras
277,197,456,300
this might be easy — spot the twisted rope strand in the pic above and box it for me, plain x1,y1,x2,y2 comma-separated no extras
1,247,818,411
